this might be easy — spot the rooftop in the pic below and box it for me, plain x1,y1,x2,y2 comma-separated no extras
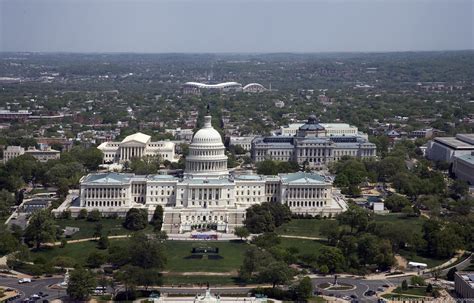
121,132,151,144
455,153,474,164
82,173,135,184
434,136,474,149
280,171,327,184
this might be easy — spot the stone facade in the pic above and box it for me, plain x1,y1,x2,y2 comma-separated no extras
252,116,377,169
70,115,346,234
97,132,176,164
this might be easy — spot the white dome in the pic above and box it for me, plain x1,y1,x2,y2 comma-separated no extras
191,116,224,145
184,115,228,179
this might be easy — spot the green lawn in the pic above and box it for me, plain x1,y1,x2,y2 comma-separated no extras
394,286,430,296
164,241,247,273
277,238,328,255
54,218,153,240
275,219,327,238
31,239,248,274
373,213,426,233
276,215,425,239
31,240,105,267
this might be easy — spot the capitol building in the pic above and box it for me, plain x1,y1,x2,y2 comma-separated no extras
65,114,346,234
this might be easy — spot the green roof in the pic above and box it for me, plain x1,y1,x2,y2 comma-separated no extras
83,173,134,184
280,172,326,184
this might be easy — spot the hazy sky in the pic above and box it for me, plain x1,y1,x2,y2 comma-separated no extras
0,0,472,53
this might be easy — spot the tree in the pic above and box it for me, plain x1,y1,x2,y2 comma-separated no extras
24,209,56,249
67,267,97,301
449,179,469,200
93,222,103,238
150,205,163,231
128,232,166,270
129,155,161,174
70,146,103,171
244,202,291,233
294,276,313,300
87,209,101,222
317,247,346,273
78,208,88,219
238,246,274,282
124,208,148,231
0,189,15,218
60,238,67,248
337,205,371,233
97,234,109,249
401,280,408,291
234,226,250,241
319,220,340,244
410,275,426,286
252,232,281,249
0,229,20,255
257,261,293,288
446,267,457,281
86,251,107,268
384,194,411,212
426,283,433,293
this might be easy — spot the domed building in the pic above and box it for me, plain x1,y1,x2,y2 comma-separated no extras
69,113,346,234
252,115,377,169
184,115,228,179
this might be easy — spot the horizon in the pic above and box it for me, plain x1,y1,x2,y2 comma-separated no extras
1,0,472,53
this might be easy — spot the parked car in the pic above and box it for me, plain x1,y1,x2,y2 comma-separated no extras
18,278,31,284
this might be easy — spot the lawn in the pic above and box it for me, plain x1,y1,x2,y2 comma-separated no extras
31,240,105,267
277,238,328,255
276,215,425,239
164,240,248,273
373,213,426,233
31,239,249,274
54,218,153,240
275,219,327,238
162,275,239,286
393,286,430,296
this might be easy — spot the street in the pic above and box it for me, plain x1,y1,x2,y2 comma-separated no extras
0,276,64,302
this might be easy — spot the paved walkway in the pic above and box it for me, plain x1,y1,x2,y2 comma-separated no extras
280,234,324,241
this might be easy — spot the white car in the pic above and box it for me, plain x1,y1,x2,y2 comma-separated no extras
18,278,32,284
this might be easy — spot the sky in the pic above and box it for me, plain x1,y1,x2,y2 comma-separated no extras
0,0,472,53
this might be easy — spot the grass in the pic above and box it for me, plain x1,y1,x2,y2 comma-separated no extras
277,237,328,256
276,219,328,237
373,213,425,233
31,239,248,274
164,240,247,273
31,240,105,267
276,214,425,239
393,286,430,297
54,218,153,240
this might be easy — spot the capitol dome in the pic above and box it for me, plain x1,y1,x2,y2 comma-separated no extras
184,115,228,179
192,118,224,145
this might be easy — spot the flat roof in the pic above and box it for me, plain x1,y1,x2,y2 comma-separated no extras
434,137,474,149
455,153,474,164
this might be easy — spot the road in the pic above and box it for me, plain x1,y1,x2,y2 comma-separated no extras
0,276,64,302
